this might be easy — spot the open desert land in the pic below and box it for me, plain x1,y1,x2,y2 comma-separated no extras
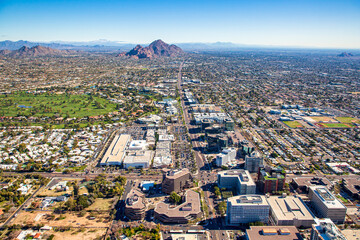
10,211,112,228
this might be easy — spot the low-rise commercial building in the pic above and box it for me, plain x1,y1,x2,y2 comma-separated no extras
342,177,360,200
246,226,303,240
266,195,314,228
125,189,146,220
100,134,130,166
154,190,202,224
122,150,154,169
162,168,193,194
291,177,333,194
226,195,270,225
308,186,347,224
217,170,256,195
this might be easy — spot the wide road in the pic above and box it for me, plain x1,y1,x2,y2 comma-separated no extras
177,62,227,240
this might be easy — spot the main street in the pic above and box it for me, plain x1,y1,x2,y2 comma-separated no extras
177,63,227,240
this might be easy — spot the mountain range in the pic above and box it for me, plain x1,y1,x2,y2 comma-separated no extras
118,39,183,59
0,45,74,57
0,40,252,52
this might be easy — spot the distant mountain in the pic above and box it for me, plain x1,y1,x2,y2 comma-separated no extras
0,40,134,52
0,40,76,50
338,52,354,57
176,42,246,50
118,39,184,59
0,45,74,57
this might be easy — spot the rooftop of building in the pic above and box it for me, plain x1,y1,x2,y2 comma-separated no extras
247,151,262,158
246,226,302,240
228,195,268,206
266,195,314,221
310,186,346,209
123,150,154,164
292,177,333,189
313,218,347,240
342,176,360,195
126,188,146,209
100,134,130,164
261,168,286,180
128,140,147,150
154,190,201,218
218,170,255,185
165,168,191,179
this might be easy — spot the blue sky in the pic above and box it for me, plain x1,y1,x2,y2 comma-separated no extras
0,0,359,48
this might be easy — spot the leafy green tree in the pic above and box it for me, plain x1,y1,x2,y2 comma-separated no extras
169,191,181,204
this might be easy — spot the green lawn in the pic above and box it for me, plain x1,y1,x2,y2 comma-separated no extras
283,121,303,128
336,117,360,124
336,195,349,203
221,191,233,199
320,123,352,128
0,92,118,118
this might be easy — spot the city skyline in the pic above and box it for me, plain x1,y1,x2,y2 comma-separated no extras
0,0,360,49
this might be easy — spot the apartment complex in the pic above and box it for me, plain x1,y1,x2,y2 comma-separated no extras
217,170,256,195
226,195,270,225
258,167,286,194
308,186,347,224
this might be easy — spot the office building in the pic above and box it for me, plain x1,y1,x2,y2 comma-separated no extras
310,218,346,240
246,226,303,240
162,168,193,194
308,186,347,224
258,167,286,194
206,133,229,152
226,195,270,225
215,147,237,167
245,151,263,173
100,134,130,166
154,190,202,223
224,118,235,131
266,195,314,228
217,170,256,195
125,189,146,220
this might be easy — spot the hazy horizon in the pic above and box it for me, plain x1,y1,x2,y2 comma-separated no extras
1,0,360,49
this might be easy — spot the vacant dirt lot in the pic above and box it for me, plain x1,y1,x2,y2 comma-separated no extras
11,211,112,228
44,228,106,240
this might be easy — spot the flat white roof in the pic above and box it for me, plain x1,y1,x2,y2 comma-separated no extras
100,134,130,165
267,196,314,221
228,195,268,206
310,186,346,209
